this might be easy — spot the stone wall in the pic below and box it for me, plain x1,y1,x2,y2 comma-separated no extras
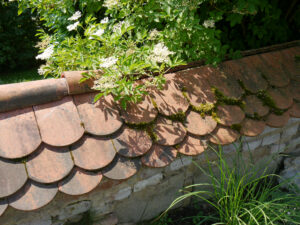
1,118,299,225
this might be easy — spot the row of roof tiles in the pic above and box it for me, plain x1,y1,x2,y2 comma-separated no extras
0,45,299,217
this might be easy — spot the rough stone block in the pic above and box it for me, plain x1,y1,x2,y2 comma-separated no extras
242,137,262,151
282,124,299,140
58,200,91,220
262,133,280,146
114,187,132,201
270,143,286,154
169,157,192,171
134,173,163,193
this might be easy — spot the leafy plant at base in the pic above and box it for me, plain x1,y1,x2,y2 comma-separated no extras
160,144,300,225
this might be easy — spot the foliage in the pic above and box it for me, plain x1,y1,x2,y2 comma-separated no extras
16,0,299,107
161,144,300,225
0,68,41,85
0,1,38,71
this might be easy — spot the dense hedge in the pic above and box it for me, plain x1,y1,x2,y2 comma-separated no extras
0,1,38,71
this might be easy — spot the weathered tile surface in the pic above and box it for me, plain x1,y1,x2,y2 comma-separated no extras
240,119,266,136
217,105,245,126
177,136,208,156
185,111,217,136
244,95,269,117
141,145,177,168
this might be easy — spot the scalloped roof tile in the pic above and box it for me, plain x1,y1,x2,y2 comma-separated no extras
0,43,299,217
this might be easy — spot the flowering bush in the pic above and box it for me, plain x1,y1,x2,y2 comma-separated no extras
16,0,298,107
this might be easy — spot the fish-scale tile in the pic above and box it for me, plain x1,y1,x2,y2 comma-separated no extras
173,69,216,105
71,136,116,170
289,81,300,101
113,127,152,157
141,144,177,168
203,66,244,99
240,119,266,136
121,96,157,124
185,111,217,136
217,105,245,126
102,155,141,180
244,95,269,117
59,167,102,196
259,53,290,87
177,135,208,156
154,118,187,146
150,78,189,116
26,144,74,184
0,158,27,198
0,199,7,216
290,102,300,118
34,96,84,146
209,126,240,145
222,59,268,93
9,181,57,211
267,87,293,110
74,93,123,136
0,107,41,159
266,111,290,128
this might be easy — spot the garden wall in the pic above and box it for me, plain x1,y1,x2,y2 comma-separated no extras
1,118,299,225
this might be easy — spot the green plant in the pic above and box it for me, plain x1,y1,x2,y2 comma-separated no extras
162,144,300,225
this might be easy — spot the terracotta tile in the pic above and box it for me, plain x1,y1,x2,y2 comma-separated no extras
0,199,7,216
113,127,152,157
209,126,240,145
203,66,244,99
121,95,157,124
217,105,245,126
150,78,189,116
59,167,102,195
74,93,123,136
141,144,177,168
271,50,298,80
154,118,187,146
102,155,141,180
222,59,268,93
34,96,84,146
244,95,269,117
71,136,116,170
177,135,208,156
259,53,290,87
290,102,300,118
267,87,293,109
289,81,300,101
26,144,74,183
9,181,57,211
266,111,290,128
240,119,266,136
173,69,216,105
0,107,41,159
185,111,217,136
0,158,27,198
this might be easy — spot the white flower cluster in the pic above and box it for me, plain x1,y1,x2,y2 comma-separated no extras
67,21,79,31
149,43,174,63
93,76,118,90
103,0,119,9
36,45,54,60
101,17,109,24
149,29,159,40
203,19,215,28
99,56,118,68
89,28,105,39
68,11,82,21
113,21,129,33
37,65,47,75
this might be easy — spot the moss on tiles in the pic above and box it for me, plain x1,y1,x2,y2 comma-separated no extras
231,124,242,132
256,90,277,109
191,103,215,114
212,87,244,108
165,111,186,123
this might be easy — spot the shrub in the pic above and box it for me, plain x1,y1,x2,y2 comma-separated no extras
17,0,299,107
0,1,38,71
162,144,300,225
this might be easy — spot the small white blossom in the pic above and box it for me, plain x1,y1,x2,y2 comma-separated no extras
103,0,119,9
149,43,175,63
99,56,118,68
68,11,82,21
113,21,127,33
38,66,46,75
89,28,105,39
67,21,79,31
93,75,119,90
36,45,54,60
101,17,109,24
149,29,159,40
203,19,215,28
